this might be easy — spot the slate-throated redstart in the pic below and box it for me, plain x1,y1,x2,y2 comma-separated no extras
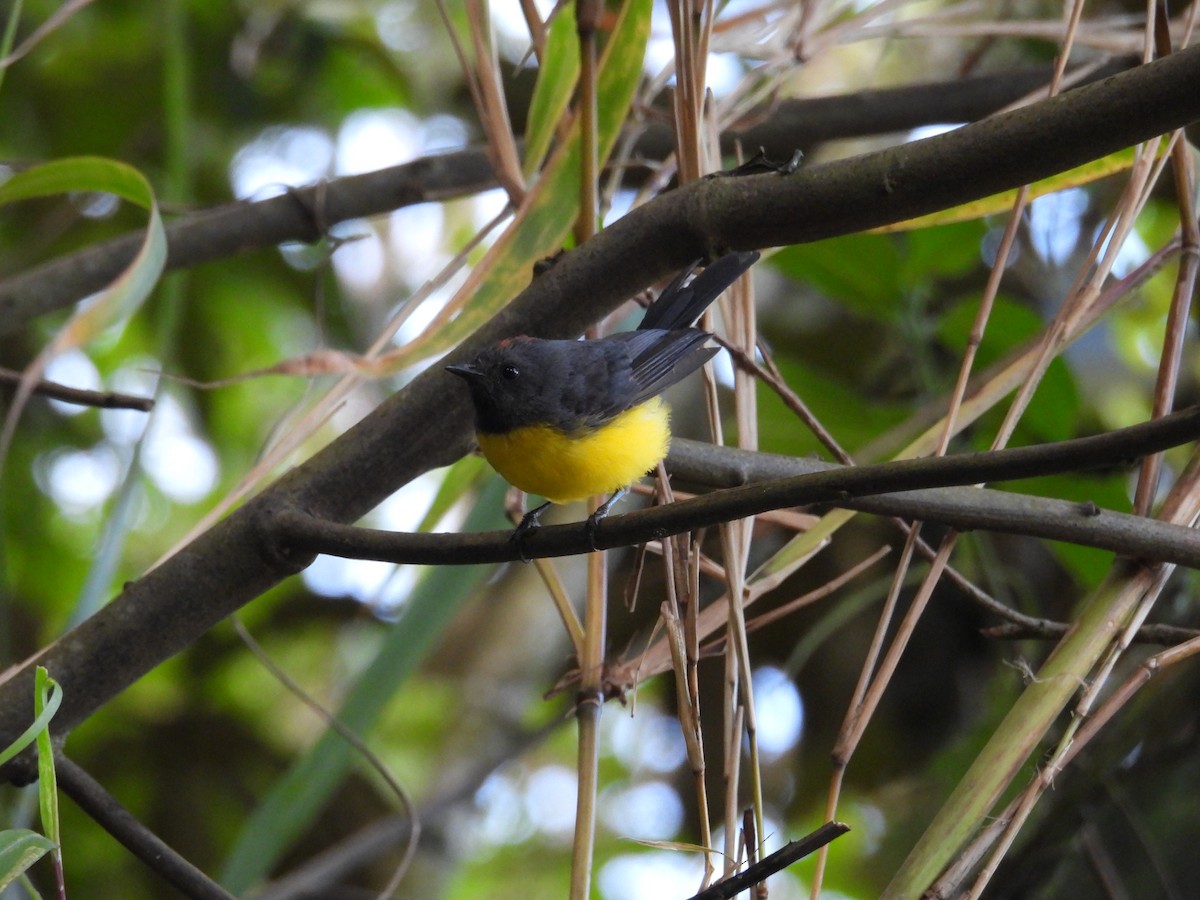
447,251,759,544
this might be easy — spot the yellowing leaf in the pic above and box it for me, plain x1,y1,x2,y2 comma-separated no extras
873,145,1152,232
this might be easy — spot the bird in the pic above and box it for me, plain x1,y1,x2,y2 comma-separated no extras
446,250,759,547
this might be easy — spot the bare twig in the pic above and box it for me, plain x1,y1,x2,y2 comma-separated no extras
1133,4,1200,515
0,366,153,411
55,755,236,900
266,407,1200,568
567,3,605,895
686,821,850,900
984,619,1198,644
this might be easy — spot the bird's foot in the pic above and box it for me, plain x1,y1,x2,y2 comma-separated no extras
713,147,804,178
584,489,626,550
510,501,551,562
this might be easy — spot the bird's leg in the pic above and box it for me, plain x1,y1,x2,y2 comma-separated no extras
511,500,552,562
584,488,627,549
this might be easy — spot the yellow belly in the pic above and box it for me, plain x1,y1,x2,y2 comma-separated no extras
476,398,671,503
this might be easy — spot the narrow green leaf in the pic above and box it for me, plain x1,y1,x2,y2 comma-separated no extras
0,0,24,95
0,157,165,475
414,454,489,533
375,0,653,373
0,156,166,342
34,668,61,852
17,871,46,900
0,830,56,892
220,476,508,893
0,675,61,768
0,156,155,208
523,3,580,178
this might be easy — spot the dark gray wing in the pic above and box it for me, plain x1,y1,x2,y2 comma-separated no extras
637,251,759,331
605,328,719,410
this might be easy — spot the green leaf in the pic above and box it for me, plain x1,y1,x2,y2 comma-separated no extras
523,3,580,178
772,234,902,320
936,296,1041,368
901,220,989,284
375,0,653,372
34,667,61,853
0,156,155,207
0,0,24,96
0,830,56,892
938,296,1079,443
0,156,166,343
0,672,61,769
758,358,908,457
219,476,510,893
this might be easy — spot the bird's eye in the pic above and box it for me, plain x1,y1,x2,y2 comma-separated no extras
502,365,520,380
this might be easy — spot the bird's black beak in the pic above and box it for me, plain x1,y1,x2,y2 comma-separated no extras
445,362,483,381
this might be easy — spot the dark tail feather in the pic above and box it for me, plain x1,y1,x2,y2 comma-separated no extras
637,251,760,331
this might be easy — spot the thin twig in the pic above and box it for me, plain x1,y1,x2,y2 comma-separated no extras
1133,2,1200,515
983,619,1198,645
267,405,1200,567
55,755,236,900
686,821,850,900
0,366,154,411
721,338,998,621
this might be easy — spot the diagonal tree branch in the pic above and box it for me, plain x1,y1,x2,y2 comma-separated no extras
0,58,1135,333
2,47,1200,783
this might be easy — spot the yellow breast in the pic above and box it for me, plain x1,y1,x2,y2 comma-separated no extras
476,397,671,503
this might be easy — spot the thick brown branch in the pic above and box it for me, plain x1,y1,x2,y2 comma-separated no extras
1,48,1198,782
636,57,1134,160
0,59,1135,333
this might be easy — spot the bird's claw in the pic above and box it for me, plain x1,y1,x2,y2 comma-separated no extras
584,513,602,550
509,503,549,562
713,147,804,178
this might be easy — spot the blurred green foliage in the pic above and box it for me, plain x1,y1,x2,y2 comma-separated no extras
1,1,1197,898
